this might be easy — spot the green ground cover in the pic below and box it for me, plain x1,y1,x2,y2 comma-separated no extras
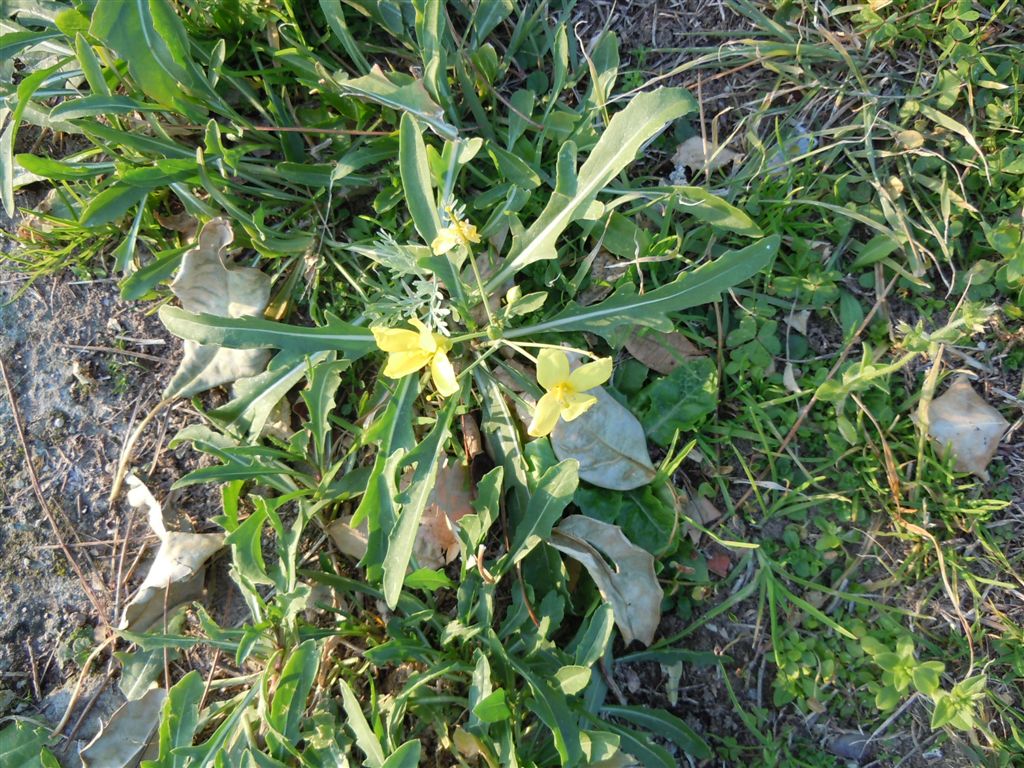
2,0,1023,765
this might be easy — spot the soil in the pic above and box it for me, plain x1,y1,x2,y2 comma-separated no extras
0,203,220,760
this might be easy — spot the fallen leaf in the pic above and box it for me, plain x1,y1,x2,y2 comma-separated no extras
925,376,1009,480
163,218,272,398
121,477,225,632
80,687,165,767
707,549,732,578
549,515,662,646
326,515,368,561
414,459,475,568
782,362,801,393
683,494,721,546
624,328,704,374
672,136,742,175
328,459,475,569
154,210,198,237
784,309,810,336
551,387,656,491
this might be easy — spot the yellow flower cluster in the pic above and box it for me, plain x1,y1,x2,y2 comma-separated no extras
431,214,480,256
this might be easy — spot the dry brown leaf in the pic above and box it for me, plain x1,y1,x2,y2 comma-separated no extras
672,135,742,175
550,515,662,646
163,218,272,398
683,494,722,546
624,328,704,374
579,249,627,305
784,309,811,336
328,459,475,569
414,459,475,568
925,376,1009,480
121,476,225,632
707,549,732,578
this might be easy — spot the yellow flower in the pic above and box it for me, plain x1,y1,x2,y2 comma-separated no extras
371,318,459,397
430,214,480,255
528,349,612,438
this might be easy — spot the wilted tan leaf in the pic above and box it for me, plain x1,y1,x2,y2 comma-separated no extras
328,459,474,568
327,515,368,561
80,687,165,767
672,135,742,175
550,516,662,646
683,493,722,546
925,376,1009,480
550,387,656,491
414,459,475,568
782,362,801,394
784,309,811,336
164,218,272,398
625,328,703,374
121,477,225,632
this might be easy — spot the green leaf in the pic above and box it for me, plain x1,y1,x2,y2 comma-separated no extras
637,357,718,446
403,568,453,591
89,0,205,117
509,659,584,766
158,307,375,358
115,608,186,700
912,661,944,697
143,671,203,768
3,63,62,216
333,64,457,139
601,705,711,760
383,394,458,608
381,741,421,768
472,689,512,723
0,722,57,768
503,459,579,571
399,113,442,246
671,186,762,236
575,483,677,557
79,183,149,227
14,154,114,180
507,236,779,340
49,95,161,121
267,640,319,759
75,32,111,96
208,351,335,439
318,0,371,74
338,679,385,768
487,87,696,289
570,603,615,668
555,665,592,695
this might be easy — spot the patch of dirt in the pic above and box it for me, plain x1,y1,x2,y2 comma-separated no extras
0,206,220,760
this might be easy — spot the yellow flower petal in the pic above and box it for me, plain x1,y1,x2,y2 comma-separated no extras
430,351,460,397
407,317,437,353
459,221,481,244
568,357,612,392
431,228,459,255
528,391,562,437
372,326,421,353
560,391,597,422
383,349,434,379
536,348,570,391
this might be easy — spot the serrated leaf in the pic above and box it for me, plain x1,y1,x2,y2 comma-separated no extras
550,516,662,646
333,64,456,139
142,670,203,768
550,388,655,490
508,236,779,341
399,113,442,245
0,722,57,768
487,87,695,289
